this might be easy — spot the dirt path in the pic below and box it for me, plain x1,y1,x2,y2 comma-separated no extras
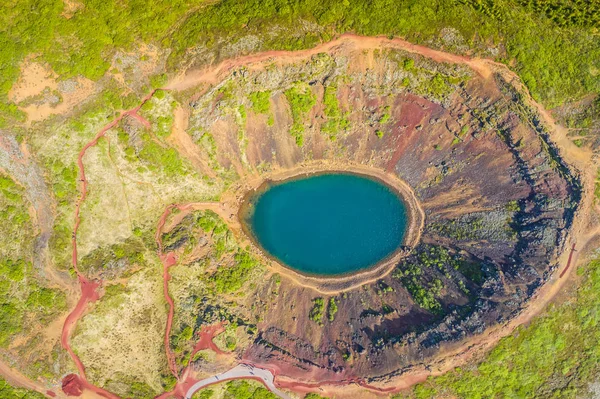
59,92,157,398
155,204,181,378
0,359,57,398
165,34,491,94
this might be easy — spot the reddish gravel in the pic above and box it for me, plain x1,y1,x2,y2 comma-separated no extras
61,374,83,396
192,323,227,355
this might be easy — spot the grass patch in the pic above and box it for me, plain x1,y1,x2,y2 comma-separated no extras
249,91,271,114
309,297,325,325
284,82,316,146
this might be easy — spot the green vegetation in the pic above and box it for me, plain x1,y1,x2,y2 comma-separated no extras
309,297,325,325
402,257,600,398
393,262,440,313
193,389,214,399
284,82,316,146
430,217,484,241
321,84,349,140
0,174,67,347
1,0,597,129
563,96,600,131
170,0,597,108
453,124,470,144
79,236,146,275
0,175,31,236
150,73,168,89
211,251,260,294
419,74,454,100
162,210,234,257
192,380,277,399
378,106,391,124
304,394,329,399
0,376,45,399
327,297,338,321
118,128,189,177
249,91,271,115
505,200,520,212
393,245,481,312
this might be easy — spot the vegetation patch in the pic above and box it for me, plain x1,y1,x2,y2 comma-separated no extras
402,258,600,398
320,84,349,140
309,297,325,325
284,82,316,146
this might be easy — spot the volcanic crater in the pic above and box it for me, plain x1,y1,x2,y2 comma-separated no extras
148,39,581,389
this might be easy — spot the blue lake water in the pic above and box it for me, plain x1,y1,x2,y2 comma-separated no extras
247,173,408,275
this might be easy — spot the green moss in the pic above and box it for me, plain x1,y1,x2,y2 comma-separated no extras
211,251,260,293
393,245,480,312
379,106,391,124
327,297,338,321
0,376,45,398
193,389,214,399
249,91,271,114
284,82,316,146
0,301,22,347
309,297,325,325
304,394,329,399
223,379,278,399
26,286,67,313
320,84,349,140
150,73,168,89
137,134,187,176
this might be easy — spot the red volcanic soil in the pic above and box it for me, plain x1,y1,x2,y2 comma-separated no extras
192,323,227,355
156,205,181,378
61,374,83,396
60,278,101,374
155,323,228,399
61,372,120,399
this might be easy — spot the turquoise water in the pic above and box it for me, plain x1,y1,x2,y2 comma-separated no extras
248,173,408,275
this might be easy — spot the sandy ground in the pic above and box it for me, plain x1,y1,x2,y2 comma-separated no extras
9,60,96,124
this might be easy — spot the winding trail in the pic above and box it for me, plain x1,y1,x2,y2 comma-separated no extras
155,204,180,378
47,33,597,399
60,91,157,398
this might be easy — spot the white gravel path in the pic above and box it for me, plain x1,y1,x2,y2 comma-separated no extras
185,364,293,399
